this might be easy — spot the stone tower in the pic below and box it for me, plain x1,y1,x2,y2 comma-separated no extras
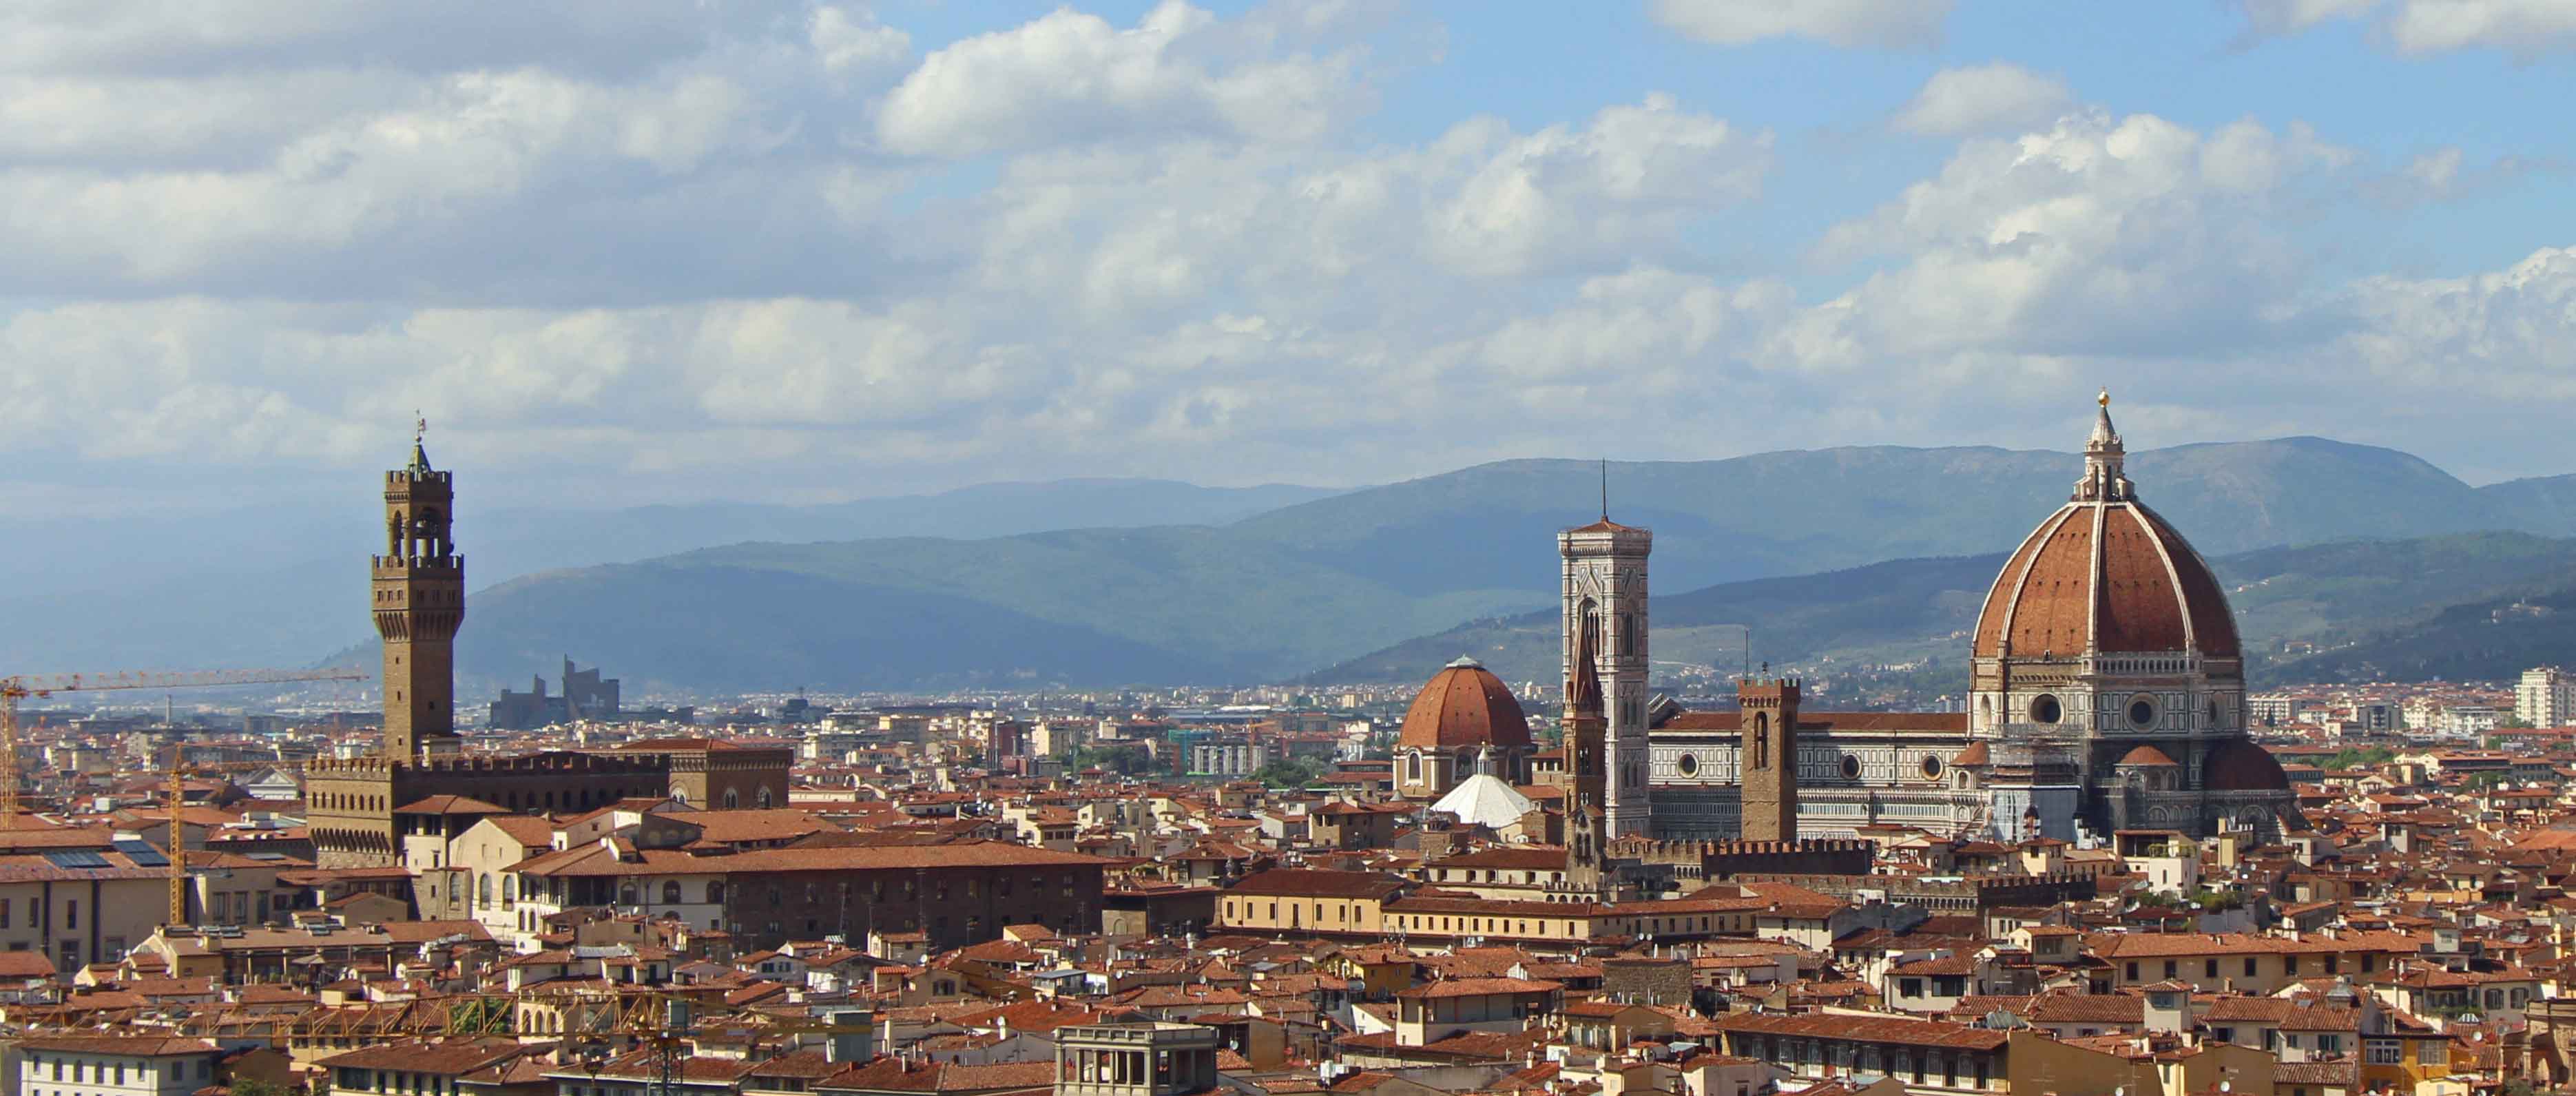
1738,677,1799,841
1560,512,1651,838
1563,625,1608,899
375,431,464,758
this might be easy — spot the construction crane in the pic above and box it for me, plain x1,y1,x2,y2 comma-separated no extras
1,668,366,830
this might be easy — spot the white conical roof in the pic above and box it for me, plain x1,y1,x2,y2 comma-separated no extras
1429,773,1537,830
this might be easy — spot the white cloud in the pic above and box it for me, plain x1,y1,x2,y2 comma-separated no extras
2236,0,2576,56
2342,246,2576,400
1650,0,1955,48
875,1,1362,158
1801,111,2353,365
1892,63,2074,136
0,1,2570,510
810,6,911,75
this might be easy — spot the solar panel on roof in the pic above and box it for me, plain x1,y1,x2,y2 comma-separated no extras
41,849,111,869
113,839,170,867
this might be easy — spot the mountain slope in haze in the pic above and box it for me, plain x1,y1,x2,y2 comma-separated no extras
1313,532,2576,689
435,437,2571,692
0,477,1340,674
1232,437,2512,599
2278,586,2576,684
2477,473,2576,537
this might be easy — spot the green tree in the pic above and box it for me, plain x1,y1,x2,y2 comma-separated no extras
1251,757,1325,788
1069,745,1158,776
230,1081,300,1096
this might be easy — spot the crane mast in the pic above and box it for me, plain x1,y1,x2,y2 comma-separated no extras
0,668,364,931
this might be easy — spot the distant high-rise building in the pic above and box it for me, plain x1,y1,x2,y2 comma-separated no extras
2519,667,2573,728
489,657,624,730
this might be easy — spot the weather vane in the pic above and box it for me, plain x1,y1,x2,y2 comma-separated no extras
415,411,426,445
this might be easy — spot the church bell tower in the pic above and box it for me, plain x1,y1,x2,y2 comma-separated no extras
375,425,464,758
1560,509,1651,838
1738,676,1800,841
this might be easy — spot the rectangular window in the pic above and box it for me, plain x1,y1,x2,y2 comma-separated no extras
2367,1041,2401,1066
2245,957,2258,977
2205,959,2218,978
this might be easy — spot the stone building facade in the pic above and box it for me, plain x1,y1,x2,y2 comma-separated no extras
604,736,793,809
306,752,671,868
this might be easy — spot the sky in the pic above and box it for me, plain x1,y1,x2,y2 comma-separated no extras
3,0,2573,515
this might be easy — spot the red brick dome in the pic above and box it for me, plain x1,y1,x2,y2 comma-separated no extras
2203,739,2291,792
1973,396,2239,660
1398,657,1532,751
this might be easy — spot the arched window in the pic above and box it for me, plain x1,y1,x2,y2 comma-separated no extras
723,789,740,809
621,883,638,905
1405,753,1422,782
706,882,725,903
663,882,682,904
477,875,492,907
1752,714,1770,769
756,787,775,809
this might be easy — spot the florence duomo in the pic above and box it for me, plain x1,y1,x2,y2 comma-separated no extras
1393,393,2296,847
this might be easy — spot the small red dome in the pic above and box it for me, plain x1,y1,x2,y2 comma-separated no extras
1398,657,1532,751
2203,740,2290,792
2115,745,2179,767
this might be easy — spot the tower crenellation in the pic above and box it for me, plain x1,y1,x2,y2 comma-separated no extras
375,435,464,759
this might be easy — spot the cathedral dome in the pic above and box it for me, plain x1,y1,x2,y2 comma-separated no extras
1972,395,2241,660
2203,739,2291,792
1398,656,1533,750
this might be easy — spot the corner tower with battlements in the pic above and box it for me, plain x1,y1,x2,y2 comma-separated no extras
307,431,672,868
1561,513,1651,838
375,433,464,758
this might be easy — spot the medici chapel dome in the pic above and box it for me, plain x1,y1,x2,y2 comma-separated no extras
1398,656,1533,751
1973,393,2241,661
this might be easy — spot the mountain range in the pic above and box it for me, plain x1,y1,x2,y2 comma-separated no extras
14,435,2576,696
393,438,2576,693
1312,531,2576,690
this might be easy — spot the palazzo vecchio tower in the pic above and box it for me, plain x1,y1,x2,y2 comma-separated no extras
374,427,464,758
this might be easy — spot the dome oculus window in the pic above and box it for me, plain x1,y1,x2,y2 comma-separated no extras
1676,753,1699,777
2129,695,2157,727
1839,754,1862,779
1920,755,1942,780
2028,694,2062,724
